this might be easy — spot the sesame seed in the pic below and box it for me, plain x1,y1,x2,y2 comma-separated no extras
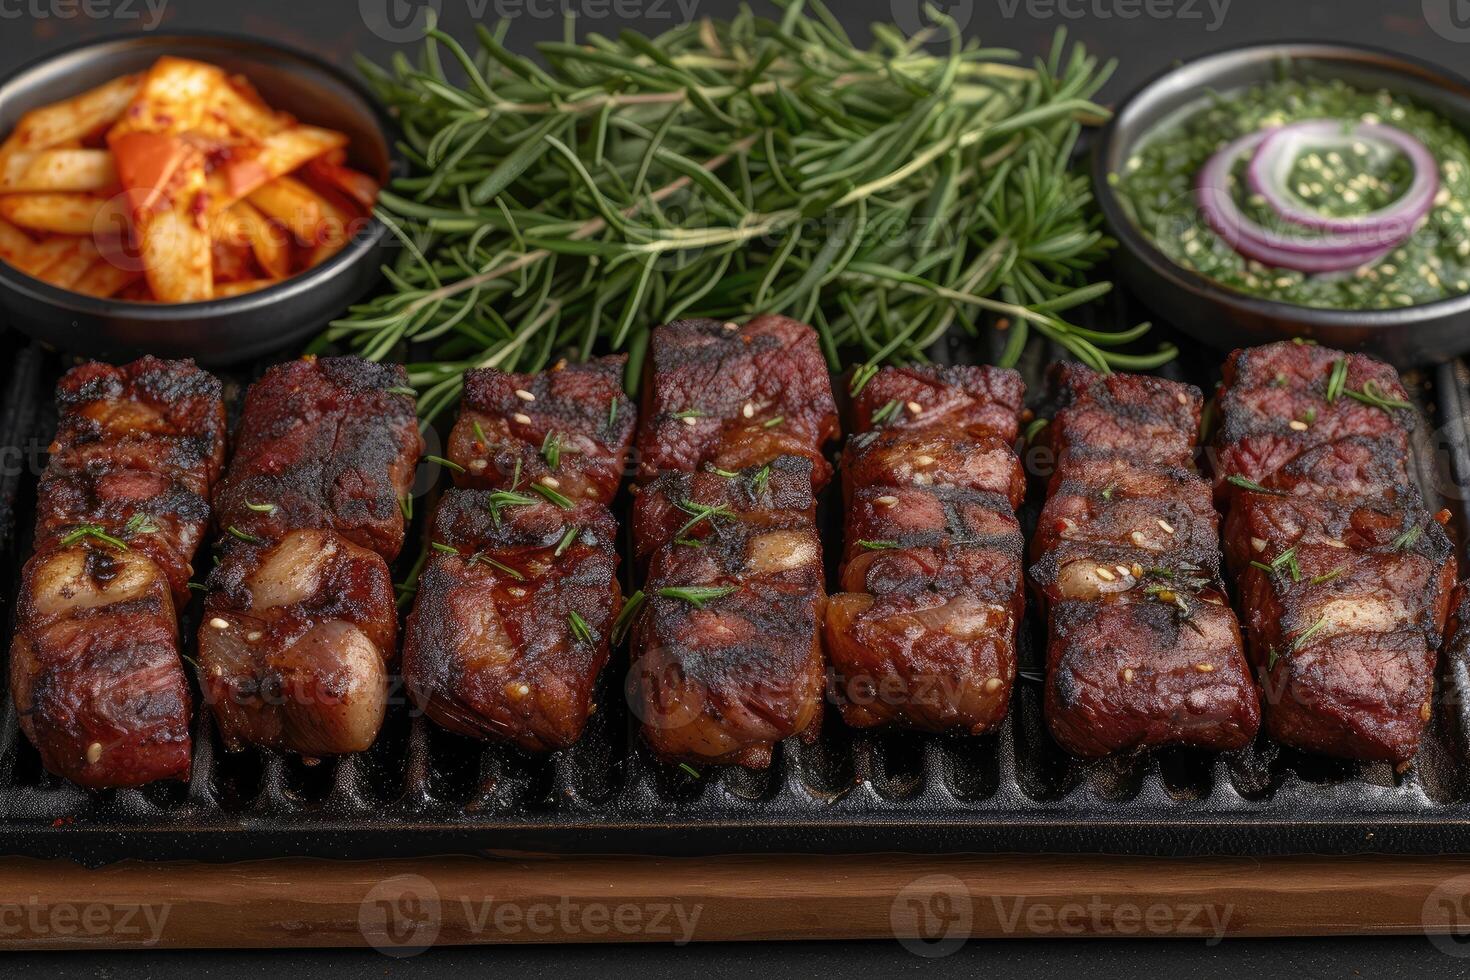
742,403,754,418
1175,391,1188,405
875,495,899,507
913,473,933,486
1195,663,1214,673
1251,537,1268,553
513,413,532,425
723,321,739,331
507,587,526,599
1130,530,1146,547
1157,519,1175,534
1289,419,1309,431
541,476,561,489
1095,566,1116,582
907,401,923,415
246,631,263,642
1130,563,1144,578
86,742,102,764
914,455,936,467
1422,702,1433,721
512,682,531,698
983,677,1003,693
209,617,229,630
514,389,536,402
682,415,699,426
1115,565,1130,578
468,459,487,472
1122,668,1135,682
1326,539,1348,549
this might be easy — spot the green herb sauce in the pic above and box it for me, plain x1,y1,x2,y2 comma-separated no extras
1113,77,1470,309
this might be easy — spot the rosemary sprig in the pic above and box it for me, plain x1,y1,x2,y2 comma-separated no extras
59,524,129,551
553,526,579,557
485,488,538,527
326,6,1168,421
533,482,576,509
675,499,737,538
1250,546,1300,583
1226,475,1280,495
568,610,593,645
655,585,738,608
1344,380,1412,412
871,400,902,425
611,590,646,644
858,539,901,550
1324,358,1348,403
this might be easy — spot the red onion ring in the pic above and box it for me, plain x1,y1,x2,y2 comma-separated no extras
1195,131,1409,274
1246,119,1439,238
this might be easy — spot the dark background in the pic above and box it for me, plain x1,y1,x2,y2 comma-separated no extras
2,0,1469,975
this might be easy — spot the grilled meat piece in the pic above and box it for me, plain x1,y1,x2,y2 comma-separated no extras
11,357,225,788
824,365,1025,734
1031,365,1259,756
634,315,839,487
212,356,422,561
1215,343,1453,762
200,356,420,758
445,355,635,505
630,457,825,767
199,530,397,756
403,491,621,751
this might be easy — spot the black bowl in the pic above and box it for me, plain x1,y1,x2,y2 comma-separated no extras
1093,42,1470,366
0,33,400,365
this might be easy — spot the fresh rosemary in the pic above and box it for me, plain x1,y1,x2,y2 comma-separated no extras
656,585,739,607
324,4,1171,422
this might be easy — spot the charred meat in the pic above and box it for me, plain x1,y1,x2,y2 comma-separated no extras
1214,342,1453,762
631,457,825,767
1030,364,1259,756
199,356,421,757
634,315,839,487
825,365,1026,735
11,357,225,787
405,359,634,750
446,355,636,505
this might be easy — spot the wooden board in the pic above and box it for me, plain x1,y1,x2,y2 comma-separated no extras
3,852,1470,950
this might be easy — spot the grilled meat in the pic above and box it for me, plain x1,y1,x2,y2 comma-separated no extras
824,365,1025,734
406,359,633,751
1214,342,1453,762
212,356,422,561
11,357,225,787
445,355,636,505
403,492,621,751
1031,365,1259,756
200,529,397,755
631,457,825,767
634,315,839,488
199,356,421,757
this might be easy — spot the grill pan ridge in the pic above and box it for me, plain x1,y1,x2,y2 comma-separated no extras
3,303,1470,863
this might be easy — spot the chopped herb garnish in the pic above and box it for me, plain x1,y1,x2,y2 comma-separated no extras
1309,567,1345,586
675,499,737,537
1268,646,1281,670
387,385,417,397
1292,615,1328,652
608,398,619,429
871,399,902,425
187,581,207,593
858,539,901,550
677,762,701,778
672,408,707,420
674,537,707,548
510,458,523,490
485,489,537,528
533,482,575,510
226,526,266,546
1226,475,1279,494
849,363,878,395
1393,525,1424,551
1100,484,1116,502
705,464,740,478
244,500,277,514
472,419,489,447
431,541,458,554
399,494,413,520
541,430,563,470
1344,380,1412,412
469,552,525,581
1325,358,1348,403
761,415,784,429
123,513,159,537
425,454,465,474
1249,546,1301,582
554,527,580,557
655,585,738,608
610,590,645,644
1024,418,1050,443
568,610,593,644
751,464,771,494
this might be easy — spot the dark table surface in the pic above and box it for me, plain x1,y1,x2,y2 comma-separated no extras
2,0,1469,975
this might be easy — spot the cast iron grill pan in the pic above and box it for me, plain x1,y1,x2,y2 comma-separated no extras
2,300,1470,864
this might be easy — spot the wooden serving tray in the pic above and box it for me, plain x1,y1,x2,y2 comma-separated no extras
3,853,1469,949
